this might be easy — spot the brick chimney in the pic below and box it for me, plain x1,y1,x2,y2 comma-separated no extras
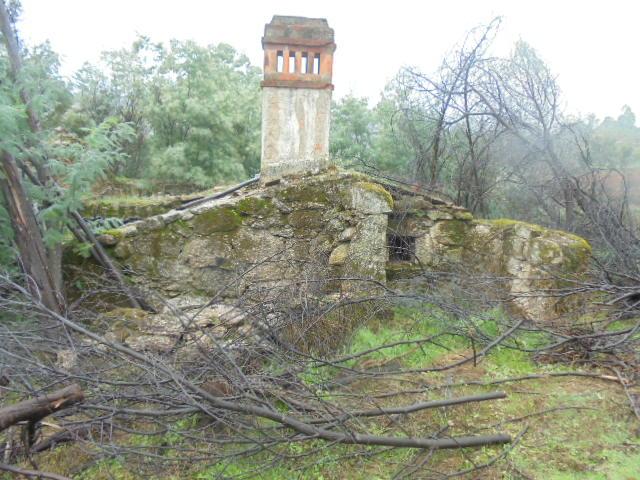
260,16,336,181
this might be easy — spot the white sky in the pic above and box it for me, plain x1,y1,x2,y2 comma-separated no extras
18,0,640,122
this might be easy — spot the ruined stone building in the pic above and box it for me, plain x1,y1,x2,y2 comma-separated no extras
85,17,590,351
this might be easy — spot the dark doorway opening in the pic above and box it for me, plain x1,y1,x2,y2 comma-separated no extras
388,234,416,261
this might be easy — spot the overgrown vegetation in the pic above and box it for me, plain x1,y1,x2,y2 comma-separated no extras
6,307,636,479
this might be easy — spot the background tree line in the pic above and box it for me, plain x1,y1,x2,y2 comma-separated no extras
66,36,262,188
0,7,262,283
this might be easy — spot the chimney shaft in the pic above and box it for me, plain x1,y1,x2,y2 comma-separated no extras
260,16,335,181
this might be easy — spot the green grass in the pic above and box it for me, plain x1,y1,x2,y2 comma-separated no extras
344,305,469,367
320,306,639,479
76,458,139,480
272,305,639,478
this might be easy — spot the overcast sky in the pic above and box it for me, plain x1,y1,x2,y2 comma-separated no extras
18,0,640,122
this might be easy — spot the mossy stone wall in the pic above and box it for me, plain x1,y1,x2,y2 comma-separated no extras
387,188,591,322
93,171,392,311
73,170,591,325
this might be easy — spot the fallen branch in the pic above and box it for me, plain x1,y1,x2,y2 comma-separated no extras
23,287,511,451
312,392,507,424
612,368,640,427
0,384,85,433
434,371,624,389
28,425,90,454
0,462,71,480
69,211,151,311
442,426,528,479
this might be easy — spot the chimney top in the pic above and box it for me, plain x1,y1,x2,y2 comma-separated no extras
263,16,334,47
261,15,335,90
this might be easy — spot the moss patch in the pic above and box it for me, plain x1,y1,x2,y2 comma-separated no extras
455,211,473,221
287,209,325,232
99,228,126,240
435,219,471,246
561,239,592,272
192,207,242,235
385,261,424,280
479,218,592,273
236,196,275,217
483,219,591,249
278,183,331,205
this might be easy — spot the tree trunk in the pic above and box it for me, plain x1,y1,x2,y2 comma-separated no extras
563,178,576,231
0,154,62,314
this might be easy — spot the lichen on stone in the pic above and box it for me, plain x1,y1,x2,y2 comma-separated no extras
277,183,331,205
328,243,349,265
288,209,325,232
353,181,394,210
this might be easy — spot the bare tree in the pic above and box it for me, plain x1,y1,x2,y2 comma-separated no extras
393,19,587,226
391,18,530,216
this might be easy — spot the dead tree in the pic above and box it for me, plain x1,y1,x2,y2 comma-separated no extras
393,18,519,215
395,18,586,228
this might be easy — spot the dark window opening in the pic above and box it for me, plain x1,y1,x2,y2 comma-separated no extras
313,53,320,74
388,234,416,262
289,51,296,73
276,51,284,72
301,52,309,73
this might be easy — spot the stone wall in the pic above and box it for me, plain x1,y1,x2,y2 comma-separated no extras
386,189,592,321
86,170,590,324
98,171,390,310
